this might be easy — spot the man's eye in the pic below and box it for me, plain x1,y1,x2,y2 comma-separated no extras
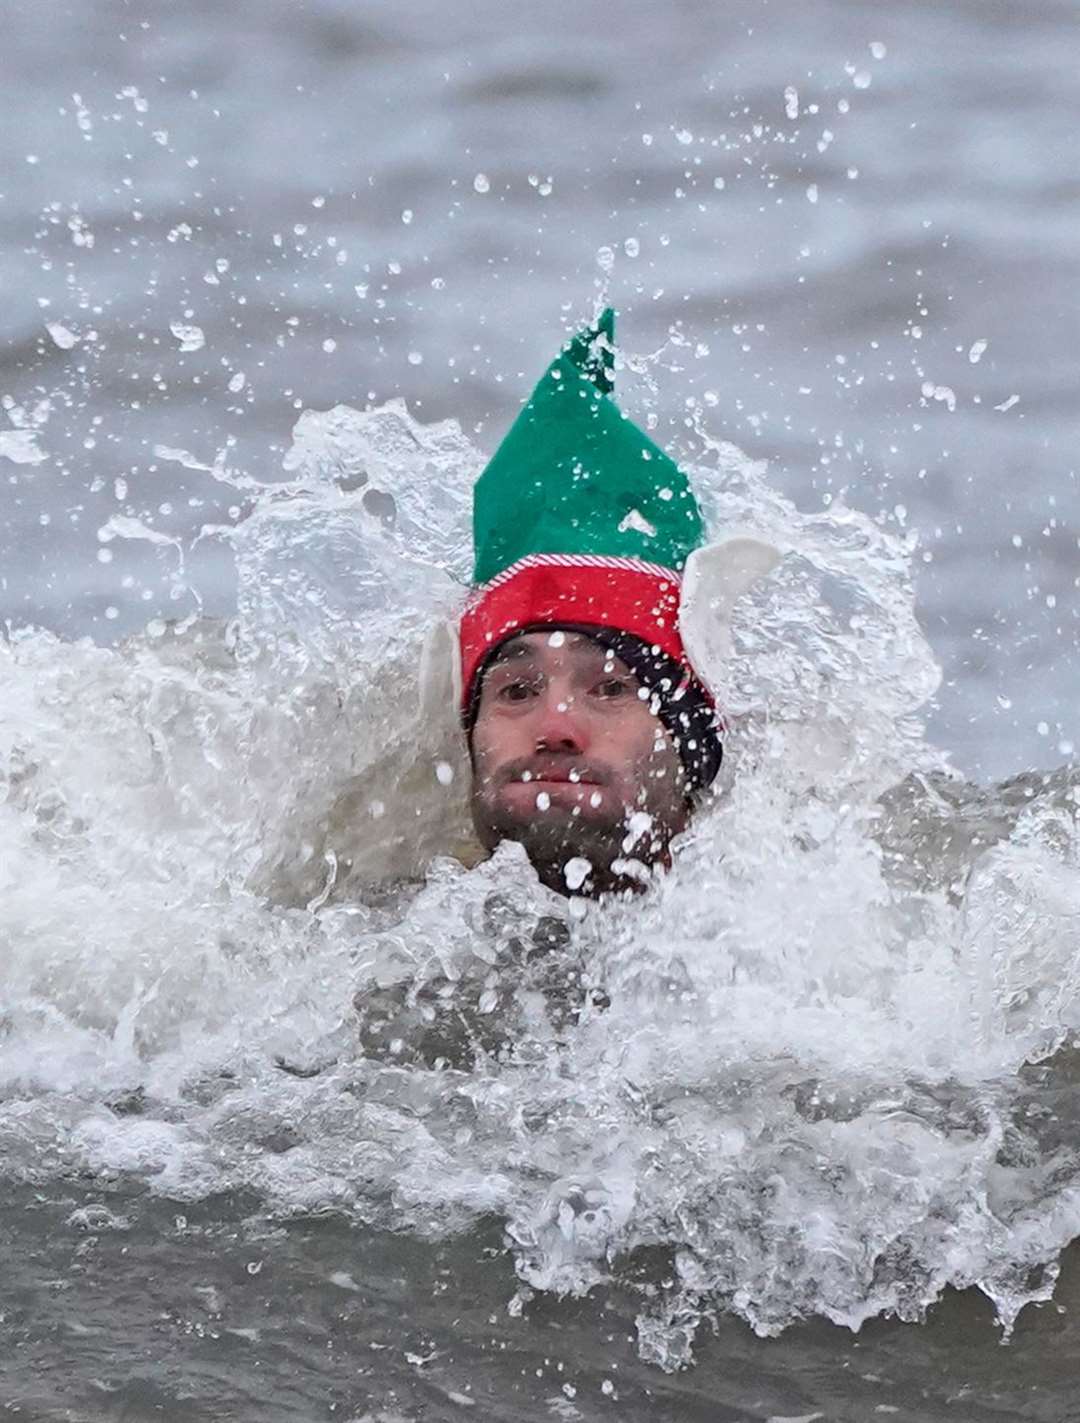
498,679,536,702
594,677,631,699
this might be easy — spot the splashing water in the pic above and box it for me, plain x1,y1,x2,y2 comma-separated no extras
1,400,1079,1370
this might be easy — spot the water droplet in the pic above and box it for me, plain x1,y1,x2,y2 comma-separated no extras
169,321,205,352
564,858,592,891
473,173,490,194
46,322,78,350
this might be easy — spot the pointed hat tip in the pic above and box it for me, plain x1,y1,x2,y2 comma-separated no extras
567,306,617,396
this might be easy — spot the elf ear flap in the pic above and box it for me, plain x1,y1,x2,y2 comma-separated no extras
679,535,782,694
419,614,463,725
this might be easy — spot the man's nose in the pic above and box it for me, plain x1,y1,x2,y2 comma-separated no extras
532,685,588,753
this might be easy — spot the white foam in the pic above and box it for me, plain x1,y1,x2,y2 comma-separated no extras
1,401,1078,1367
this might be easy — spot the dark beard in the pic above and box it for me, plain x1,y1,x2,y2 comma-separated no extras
470,795,667,897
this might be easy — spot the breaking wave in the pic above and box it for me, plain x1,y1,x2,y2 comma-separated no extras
2,400,1078,1369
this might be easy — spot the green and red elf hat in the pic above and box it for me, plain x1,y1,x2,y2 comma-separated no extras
459,308,729,789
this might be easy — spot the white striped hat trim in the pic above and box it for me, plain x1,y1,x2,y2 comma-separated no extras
480,552,681,593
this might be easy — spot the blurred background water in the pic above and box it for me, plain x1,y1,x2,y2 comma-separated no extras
2,0,1077,780
3,4,1080,1421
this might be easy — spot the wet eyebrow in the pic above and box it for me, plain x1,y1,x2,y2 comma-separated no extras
485,641,539,670
576,647,632,676
484,636,634,677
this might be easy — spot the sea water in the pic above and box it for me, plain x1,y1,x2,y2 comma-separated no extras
3,399,1079,1419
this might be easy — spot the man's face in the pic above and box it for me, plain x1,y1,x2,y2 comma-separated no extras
469,631,691,894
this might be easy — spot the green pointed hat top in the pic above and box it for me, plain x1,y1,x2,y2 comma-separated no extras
471,308,704,585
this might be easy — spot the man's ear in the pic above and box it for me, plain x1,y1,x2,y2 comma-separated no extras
419,615,463,725
679,535,782,694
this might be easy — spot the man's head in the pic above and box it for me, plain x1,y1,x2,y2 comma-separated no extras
468,630,694,895
457,308,725,892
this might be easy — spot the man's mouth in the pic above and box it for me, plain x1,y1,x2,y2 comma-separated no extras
517,773,596,785
508,766,602,786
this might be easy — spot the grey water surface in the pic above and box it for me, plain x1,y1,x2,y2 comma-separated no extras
1,0,1077,778
5,1182,1080,1423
